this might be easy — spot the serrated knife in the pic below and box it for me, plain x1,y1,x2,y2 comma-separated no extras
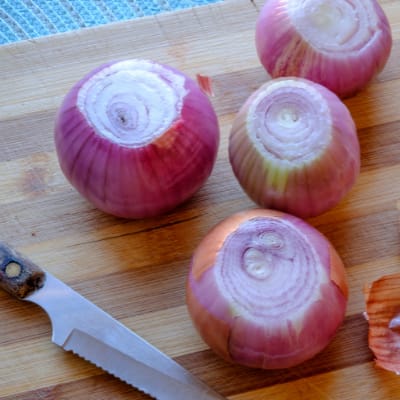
0,242,226,400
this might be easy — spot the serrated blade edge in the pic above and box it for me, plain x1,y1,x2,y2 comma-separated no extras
26,273,226,400
63,328,223,400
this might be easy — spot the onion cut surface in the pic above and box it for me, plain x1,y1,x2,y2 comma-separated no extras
54,59,219,219
186,209,348,369
255,0,392,98
229,77,360,218
364,273,400,374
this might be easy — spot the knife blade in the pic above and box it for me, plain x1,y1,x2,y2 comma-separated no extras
0,242,227,400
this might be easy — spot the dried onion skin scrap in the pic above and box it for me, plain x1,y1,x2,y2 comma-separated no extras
365,273,400,374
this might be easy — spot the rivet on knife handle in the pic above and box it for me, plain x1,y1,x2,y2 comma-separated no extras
0,241,45,299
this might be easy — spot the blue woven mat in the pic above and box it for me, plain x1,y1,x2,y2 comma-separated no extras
0,0,222,45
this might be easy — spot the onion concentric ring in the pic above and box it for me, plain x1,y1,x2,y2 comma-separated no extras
248,80,331,164
77,61,187,147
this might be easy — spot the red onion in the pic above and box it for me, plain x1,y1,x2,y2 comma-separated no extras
229,77,360,218
186,209,348,369
255,0,392,98
54,60,220,219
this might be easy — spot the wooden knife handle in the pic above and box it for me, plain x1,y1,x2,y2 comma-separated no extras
0,242,46,299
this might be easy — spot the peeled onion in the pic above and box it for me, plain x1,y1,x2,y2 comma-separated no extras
255,0,392,98
229,77,360,218
54,59,220,219
186,209,348,369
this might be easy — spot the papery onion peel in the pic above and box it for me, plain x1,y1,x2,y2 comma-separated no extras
364,273,400,374
196,74,214,97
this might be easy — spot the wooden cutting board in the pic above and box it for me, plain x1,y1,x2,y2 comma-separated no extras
0,0,399,398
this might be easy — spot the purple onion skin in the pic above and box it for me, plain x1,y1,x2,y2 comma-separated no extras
54,61,220,219
255,0,393,98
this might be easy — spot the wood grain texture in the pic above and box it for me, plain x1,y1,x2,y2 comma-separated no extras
0,0,399,398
